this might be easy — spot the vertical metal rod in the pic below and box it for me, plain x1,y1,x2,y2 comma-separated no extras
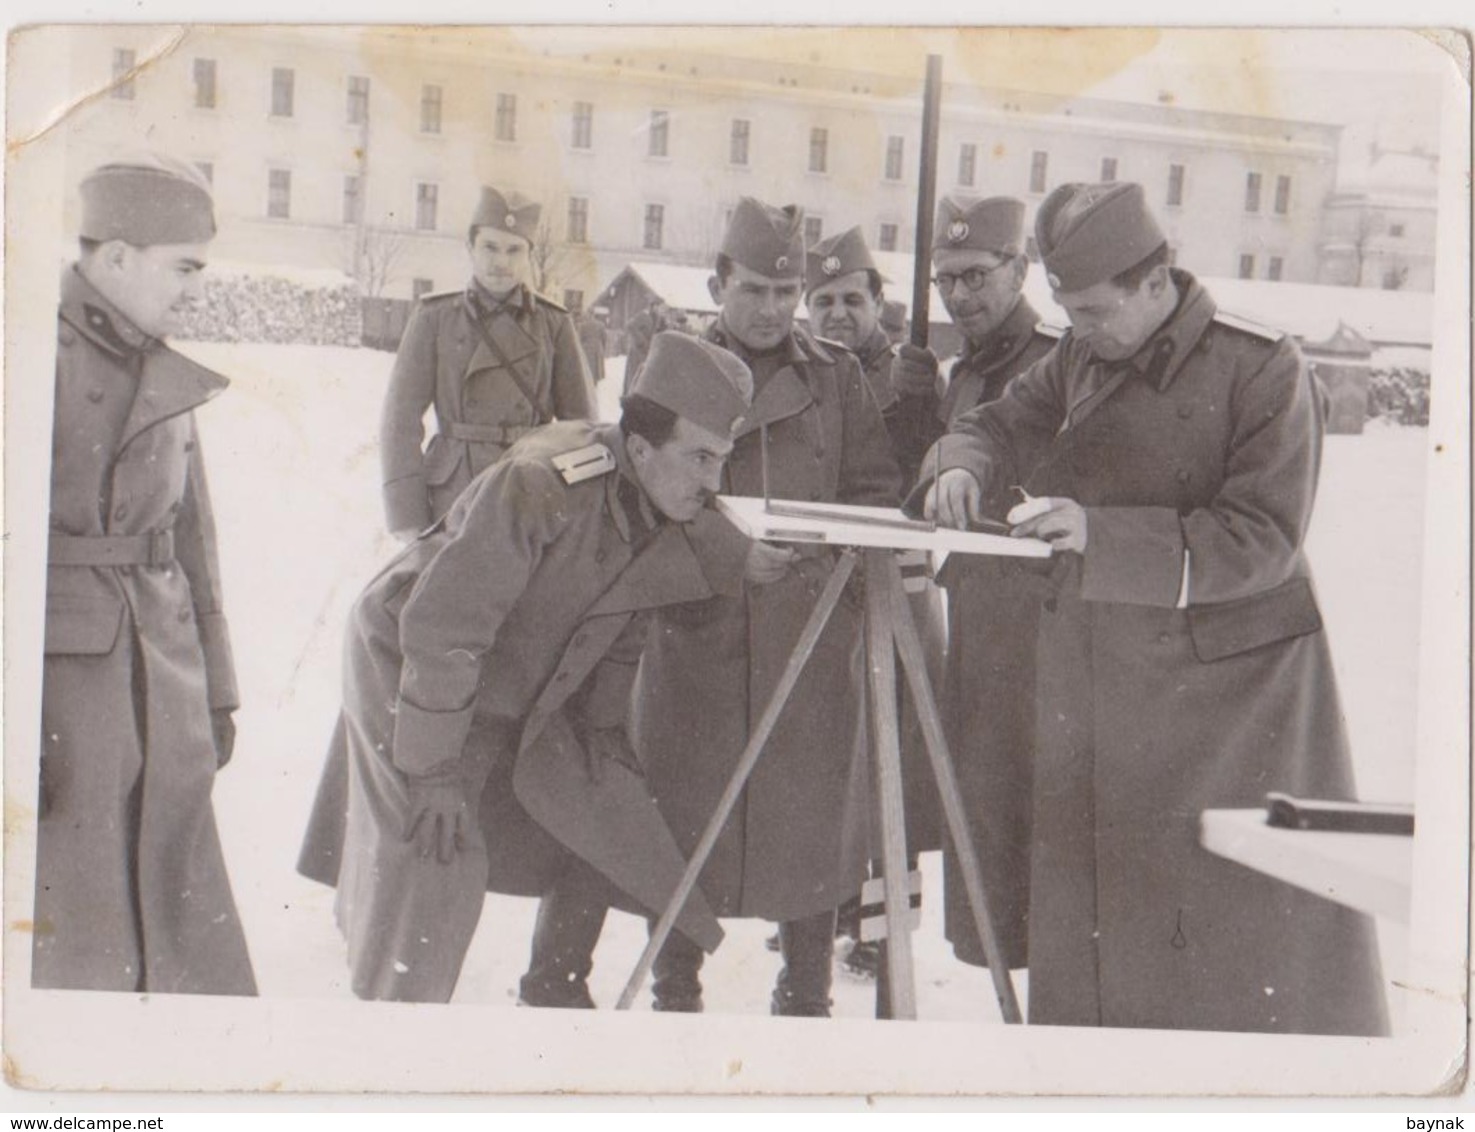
882,552,1023,1024
910,54,944,348
760,422,771,513
616,551,859,1010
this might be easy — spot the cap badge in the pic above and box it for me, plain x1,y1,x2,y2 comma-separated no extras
1047,271,1062,289
774,255,789,272
822,255,841,276
947,220,970,243
504,214,517,229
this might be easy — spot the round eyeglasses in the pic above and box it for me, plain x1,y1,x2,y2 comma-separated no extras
932,260,1012,293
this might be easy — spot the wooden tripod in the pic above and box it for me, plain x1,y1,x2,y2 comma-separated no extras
616,546,1022,1023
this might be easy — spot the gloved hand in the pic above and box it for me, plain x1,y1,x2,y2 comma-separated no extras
891,343,941,398
211,709,237,769
401,770,470,864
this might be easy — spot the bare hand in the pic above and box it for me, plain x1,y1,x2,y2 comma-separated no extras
402,776,469,864
745,539,798,585
924,469,985,529
211,709,237,769
1007,496,1088,553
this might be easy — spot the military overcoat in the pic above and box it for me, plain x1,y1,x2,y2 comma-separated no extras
923,271,1387,1033
35,267,255,996
299,421,743,1001
379,284,594,533
634,326,902,922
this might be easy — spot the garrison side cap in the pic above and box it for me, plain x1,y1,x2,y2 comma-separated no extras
720,196,806,279
934,194,1026,256
630,331,754,439
1036,181,1166,292
805,226,877,293
79,152,216,246
470,185,541,240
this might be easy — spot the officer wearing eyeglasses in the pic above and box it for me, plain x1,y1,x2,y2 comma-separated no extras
890,195,1061,981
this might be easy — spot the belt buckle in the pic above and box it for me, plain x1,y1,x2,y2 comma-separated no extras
148,529,173,567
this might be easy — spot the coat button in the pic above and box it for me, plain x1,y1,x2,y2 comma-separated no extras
178,607,193,623
86,387,105,403
1043,597,1058,614
1176,470,1190,484
113,503,129,521
1157,631,1171,644
573,633,587,648
183,440,196,453
1176,405,1193,420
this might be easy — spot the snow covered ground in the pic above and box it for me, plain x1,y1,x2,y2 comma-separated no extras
176,340,1430,1024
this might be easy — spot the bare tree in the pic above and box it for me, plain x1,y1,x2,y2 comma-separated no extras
346,225,410,299
527,216,576,298
1348,208,1388,288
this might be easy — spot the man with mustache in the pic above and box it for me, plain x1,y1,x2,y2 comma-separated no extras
631,197,901,1016
35,154,255,996
299,332,754,1004
918,181,1388,1034
379,185,595,540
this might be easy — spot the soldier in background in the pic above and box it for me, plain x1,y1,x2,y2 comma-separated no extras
632,197,901,1016
576,305,609,385
918,182,1387,1034
879,299,908,346
379,186,594,539
36,154,255,996
889,195,1061,980
622,297,670,392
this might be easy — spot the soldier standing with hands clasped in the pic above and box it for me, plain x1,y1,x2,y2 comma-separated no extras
917,181,1388,1034
379,186,594,539
36,154,255,996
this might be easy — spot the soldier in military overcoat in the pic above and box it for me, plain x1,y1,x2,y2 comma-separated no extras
918,182,1388,1034
298,333,754,1003
889,197,1062,973
632,198,902,1016
379,186,595,538
35,155,255,996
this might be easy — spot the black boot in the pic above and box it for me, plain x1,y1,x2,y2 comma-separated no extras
650,924,705,1013
518,861,610,1009
771,910,836,1018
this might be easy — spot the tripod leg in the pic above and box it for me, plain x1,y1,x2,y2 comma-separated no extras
863,548,919,1020
882,553,1024,1025
615,549,860,1010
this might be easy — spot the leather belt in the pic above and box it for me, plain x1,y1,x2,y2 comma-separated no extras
445,422,529,445
49,529,175,568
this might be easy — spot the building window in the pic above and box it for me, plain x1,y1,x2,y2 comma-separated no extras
415,183,439,231
193,59,217,109
195,161,214,186
572,101,593,149
878,222,899,252
111,48,136,100
271,67,294,118
1389,222,1406,238
885,136,905,181
804,216,823,246
564,288,585,313
730,118,751,166
809,127,828,174
412,278,434,300
267,169,291,219
495,93,517,142
342,175,363,225
347,75,370,126
1238,253,1255,279
958,143,977,187
1029,151,1049,194
648,110,669,158
1268,255,1284,281
1245,172,1262,213
567,196,589,244
643,203,665,250
420,85,442,134
1101,156,1118,182
1166,163,1185,207
1274,175,1292,215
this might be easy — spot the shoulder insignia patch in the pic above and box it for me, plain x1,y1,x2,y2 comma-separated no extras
1213,310,1284,343
417,288,463,304
533,291,569,313
552,443,616,485
1035,322,1066,340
